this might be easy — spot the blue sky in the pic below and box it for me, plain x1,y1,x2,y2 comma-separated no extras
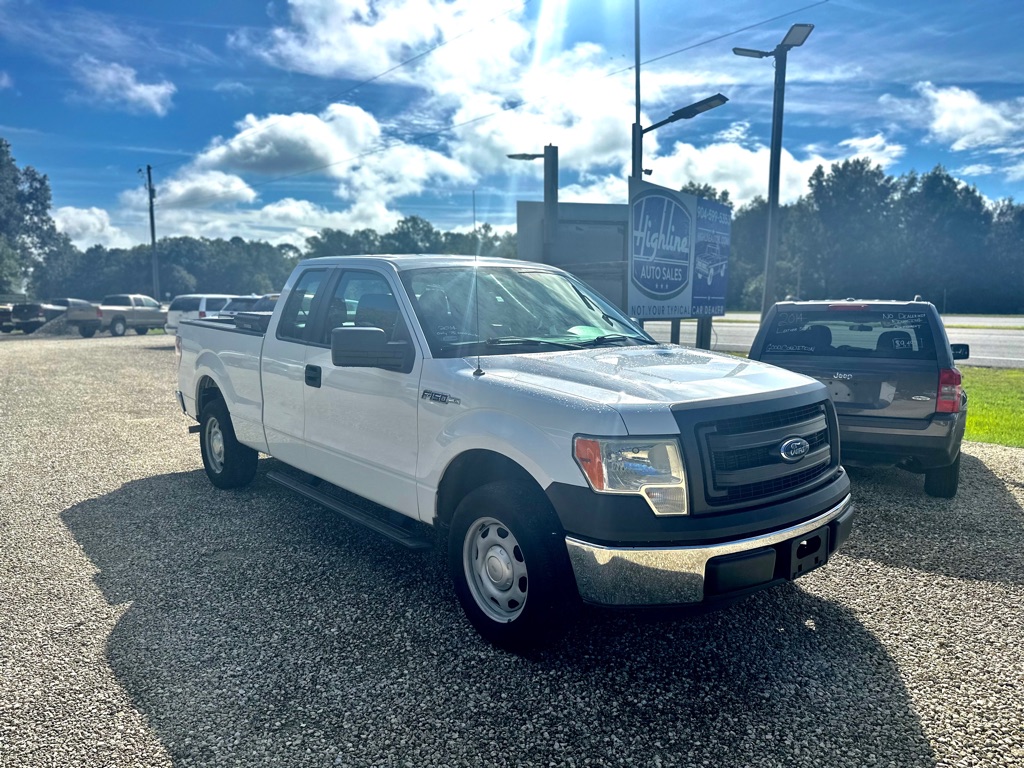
1,0,1022,250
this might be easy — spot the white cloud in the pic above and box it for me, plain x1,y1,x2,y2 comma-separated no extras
54,207,135,249
72,56,176,116
955,164,995,177
0,71,11,89
213,81,253,96
120,170,257,210
914,82,1019,151
195,103,382,177
232,0,522,81
837,134,905,169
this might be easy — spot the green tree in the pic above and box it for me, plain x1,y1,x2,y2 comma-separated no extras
679,181,732,207
803,158,897,300
0,138,67,293
984,199,1024,313
894,167,991,311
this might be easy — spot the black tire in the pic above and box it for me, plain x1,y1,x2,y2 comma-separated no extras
924,453,960,498
449,481,578,651
109,317,127,337
199,398,258,489
135,327,149,335
79,325,97,338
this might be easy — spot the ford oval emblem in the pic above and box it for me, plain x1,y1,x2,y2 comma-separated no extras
779,437,811,463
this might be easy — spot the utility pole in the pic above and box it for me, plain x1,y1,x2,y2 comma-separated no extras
145,165,160,300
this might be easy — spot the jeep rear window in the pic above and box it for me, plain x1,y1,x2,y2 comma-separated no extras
763,309,936,359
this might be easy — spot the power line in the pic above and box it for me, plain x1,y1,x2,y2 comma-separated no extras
153,2,829,211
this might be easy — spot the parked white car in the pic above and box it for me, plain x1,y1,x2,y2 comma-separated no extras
165,294,238,334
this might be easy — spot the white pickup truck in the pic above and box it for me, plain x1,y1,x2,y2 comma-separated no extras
176,255,854,650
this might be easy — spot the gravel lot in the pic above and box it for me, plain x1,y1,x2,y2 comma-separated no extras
1,333,1022,768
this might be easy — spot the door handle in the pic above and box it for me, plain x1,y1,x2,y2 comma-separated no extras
304,364,322,388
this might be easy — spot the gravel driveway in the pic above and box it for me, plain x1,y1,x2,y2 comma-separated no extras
1,334,1021,767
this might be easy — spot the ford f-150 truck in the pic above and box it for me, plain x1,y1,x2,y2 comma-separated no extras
176,255,854,650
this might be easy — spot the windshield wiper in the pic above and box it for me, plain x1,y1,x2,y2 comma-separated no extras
575,334,657,347
485,336,584,349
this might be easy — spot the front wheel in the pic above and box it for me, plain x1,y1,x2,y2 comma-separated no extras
449,481,578,651
199,398,258,489
79,325,97,338
135,327,149,335
924,452,960,498
109,317,127,336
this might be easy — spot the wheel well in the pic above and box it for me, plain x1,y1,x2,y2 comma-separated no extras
435,450,541,529
196,376,223,416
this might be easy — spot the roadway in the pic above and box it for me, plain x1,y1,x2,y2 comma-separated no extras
643,314,1024,369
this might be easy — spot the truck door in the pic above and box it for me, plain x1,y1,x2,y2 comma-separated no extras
302,268,423,519
260,267,331,471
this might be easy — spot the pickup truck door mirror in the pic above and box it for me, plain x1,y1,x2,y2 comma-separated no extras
331,327,412,373
950,343,970,361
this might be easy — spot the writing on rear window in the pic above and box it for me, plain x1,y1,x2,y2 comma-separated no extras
765,309,936,359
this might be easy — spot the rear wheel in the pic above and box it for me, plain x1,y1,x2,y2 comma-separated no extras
110,317,127,336
924,453,960,498
449,481,578,651
199,398,258,489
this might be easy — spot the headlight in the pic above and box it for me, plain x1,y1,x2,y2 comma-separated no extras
573,436,688,516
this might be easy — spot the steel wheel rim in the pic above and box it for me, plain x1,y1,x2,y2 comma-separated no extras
205,417,225,473
463,516,528,622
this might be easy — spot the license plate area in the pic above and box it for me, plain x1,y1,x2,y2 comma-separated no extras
789,525,830,580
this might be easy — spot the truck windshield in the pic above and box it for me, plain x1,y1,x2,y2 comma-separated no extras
400,266,654,358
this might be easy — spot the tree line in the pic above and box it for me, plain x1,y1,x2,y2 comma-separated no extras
2,136,1021,312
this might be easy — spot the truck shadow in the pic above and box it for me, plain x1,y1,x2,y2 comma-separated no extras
841,445,1024,585
62,462,936,767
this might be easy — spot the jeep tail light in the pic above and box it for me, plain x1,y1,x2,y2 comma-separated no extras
936,368,961,413
199,310,207,318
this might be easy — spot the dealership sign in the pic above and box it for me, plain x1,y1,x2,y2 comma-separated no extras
627,178,730,320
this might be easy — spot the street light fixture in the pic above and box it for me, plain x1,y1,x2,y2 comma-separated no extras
733,23,814,319
631,93,728,179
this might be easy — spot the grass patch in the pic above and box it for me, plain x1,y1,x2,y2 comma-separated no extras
962,366,1024,447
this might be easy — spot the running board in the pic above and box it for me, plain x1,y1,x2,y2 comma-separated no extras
266,470,433,551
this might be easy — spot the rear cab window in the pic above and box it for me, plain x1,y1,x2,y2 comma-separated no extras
762,308,937,360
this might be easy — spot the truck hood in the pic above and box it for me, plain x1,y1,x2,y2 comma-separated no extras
477,344,822,409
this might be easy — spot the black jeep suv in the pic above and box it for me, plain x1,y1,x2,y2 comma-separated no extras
749,300,969,498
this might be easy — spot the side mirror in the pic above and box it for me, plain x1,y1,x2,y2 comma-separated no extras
950,343,970,361
331,327,412,372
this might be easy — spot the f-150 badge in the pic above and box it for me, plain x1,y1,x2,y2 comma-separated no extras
422,390,460,405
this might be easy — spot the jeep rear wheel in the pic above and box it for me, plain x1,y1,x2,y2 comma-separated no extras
135,327,149,335
924,453,960,498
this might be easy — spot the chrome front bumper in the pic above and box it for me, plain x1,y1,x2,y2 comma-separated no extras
564,494,853,606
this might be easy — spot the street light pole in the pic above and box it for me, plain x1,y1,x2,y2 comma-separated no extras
734,23,813,320
762,47,788,321
507,145,559,263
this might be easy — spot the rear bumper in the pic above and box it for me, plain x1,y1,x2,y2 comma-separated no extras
564,494,853,606
838,412,965,470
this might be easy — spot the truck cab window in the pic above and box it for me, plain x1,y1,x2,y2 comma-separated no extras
319,271,409,345
277,269,328,342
